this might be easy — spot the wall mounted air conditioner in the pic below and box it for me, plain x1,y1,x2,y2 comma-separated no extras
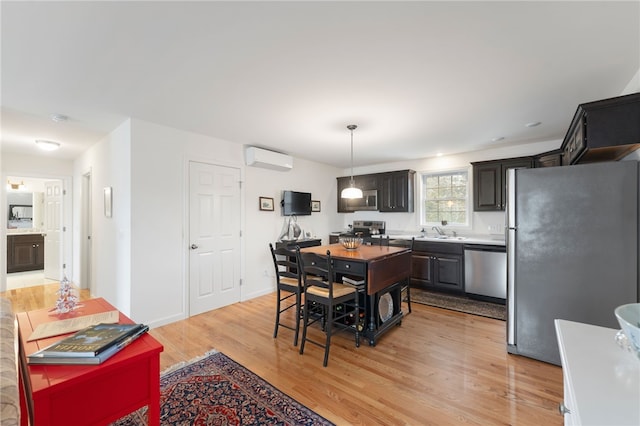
245,147,293,171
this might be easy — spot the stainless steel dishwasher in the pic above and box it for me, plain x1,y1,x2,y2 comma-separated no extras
464,244,507,301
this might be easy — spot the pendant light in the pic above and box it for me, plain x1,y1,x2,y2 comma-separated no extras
341,124,363,199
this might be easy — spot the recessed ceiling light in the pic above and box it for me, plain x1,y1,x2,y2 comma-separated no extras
436,152,444,157
50,114,68,123
525,121,541,127
35,140,61,151
491,137,504,142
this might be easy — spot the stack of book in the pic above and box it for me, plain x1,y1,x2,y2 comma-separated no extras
27,323,149,365
342,276,365,288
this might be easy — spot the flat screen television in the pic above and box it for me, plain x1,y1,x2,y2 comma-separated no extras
281,190,312,216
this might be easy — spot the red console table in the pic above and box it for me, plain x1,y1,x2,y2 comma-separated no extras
17,298,164,426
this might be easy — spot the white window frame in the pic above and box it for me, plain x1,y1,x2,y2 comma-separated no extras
418,166,471,229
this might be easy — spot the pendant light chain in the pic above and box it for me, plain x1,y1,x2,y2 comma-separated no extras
341,124,363,199
349,125,356,185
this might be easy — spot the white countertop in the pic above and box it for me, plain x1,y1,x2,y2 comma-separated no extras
330,231,506,246
555,319,640,425
377,234,506,246
6,231,44,236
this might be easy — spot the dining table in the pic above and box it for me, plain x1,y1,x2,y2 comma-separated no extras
299,243,412,346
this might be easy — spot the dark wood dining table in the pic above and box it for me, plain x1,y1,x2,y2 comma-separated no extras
300,243,412,345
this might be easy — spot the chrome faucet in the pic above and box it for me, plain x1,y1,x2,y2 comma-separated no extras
432,226,446,236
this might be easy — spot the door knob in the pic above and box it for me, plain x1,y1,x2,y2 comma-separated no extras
190,244,198,250
558,403,571,415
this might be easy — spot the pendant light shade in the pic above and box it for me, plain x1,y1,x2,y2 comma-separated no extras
341,186,363,198
341,124,363,199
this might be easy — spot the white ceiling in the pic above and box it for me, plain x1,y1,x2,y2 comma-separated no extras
1,1,639,168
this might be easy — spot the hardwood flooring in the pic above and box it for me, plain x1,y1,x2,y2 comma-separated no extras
2,284,563,425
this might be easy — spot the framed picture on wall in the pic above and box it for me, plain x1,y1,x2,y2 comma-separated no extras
259,196,274,211
311,200,321,212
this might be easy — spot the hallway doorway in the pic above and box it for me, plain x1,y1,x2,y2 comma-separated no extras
4,175,71,290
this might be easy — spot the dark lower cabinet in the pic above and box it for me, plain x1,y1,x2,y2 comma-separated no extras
411,241,464,293
411,252,434,286
7,234,45,273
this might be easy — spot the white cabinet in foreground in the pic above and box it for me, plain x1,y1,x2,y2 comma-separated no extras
555,319,640,425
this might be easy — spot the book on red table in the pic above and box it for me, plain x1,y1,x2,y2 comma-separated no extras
27,323,148,364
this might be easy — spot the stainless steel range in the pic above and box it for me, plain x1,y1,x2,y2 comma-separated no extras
352,220,385,237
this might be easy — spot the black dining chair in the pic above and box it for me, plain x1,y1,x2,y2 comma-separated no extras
379,235,412,314
296,247,360,367
269,243,303,346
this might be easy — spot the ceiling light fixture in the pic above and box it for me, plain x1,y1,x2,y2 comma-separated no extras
341,124,363,199
50,114,68,123
525,121,541,128
7,180,24,190
35,140,61,151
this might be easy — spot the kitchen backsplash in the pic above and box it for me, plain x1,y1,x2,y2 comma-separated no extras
342,210,505,238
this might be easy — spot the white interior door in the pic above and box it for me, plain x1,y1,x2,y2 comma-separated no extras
44,180,62,280
189,161,241,316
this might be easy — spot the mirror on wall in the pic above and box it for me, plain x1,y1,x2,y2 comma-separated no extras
6,177,50,231
9,205,33,220
6,192,43,230
7,192,33,229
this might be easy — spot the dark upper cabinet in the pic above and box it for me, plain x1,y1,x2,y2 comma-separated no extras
472,157,533,211
561,92,640,165
337,170,414,213
379,170,415,213
336,174,379,213
337,176,353,213
535,149,563,168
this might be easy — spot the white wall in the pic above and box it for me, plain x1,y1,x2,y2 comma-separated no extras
64,69,640,327
73,120,132,313
341,139,562,236
622,67,640,95
244,156,342,300
1,153,74,291
340,67,640,238
128,118,247,327
73,117,342,328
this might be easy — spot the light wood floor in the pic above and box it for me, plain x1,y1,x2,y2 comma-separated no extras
2,284,564,425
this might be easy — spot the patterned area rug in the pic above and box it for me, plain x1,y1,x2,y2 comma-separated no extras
112,351,334,426
410,288,506,320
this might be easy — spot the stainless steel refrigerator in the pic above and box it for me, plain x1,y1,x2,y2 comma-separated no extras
506,160,639,365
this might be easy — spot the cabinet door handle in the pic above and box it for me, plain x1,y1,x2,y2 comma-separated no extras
32,244,36,248
190,244,198,250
